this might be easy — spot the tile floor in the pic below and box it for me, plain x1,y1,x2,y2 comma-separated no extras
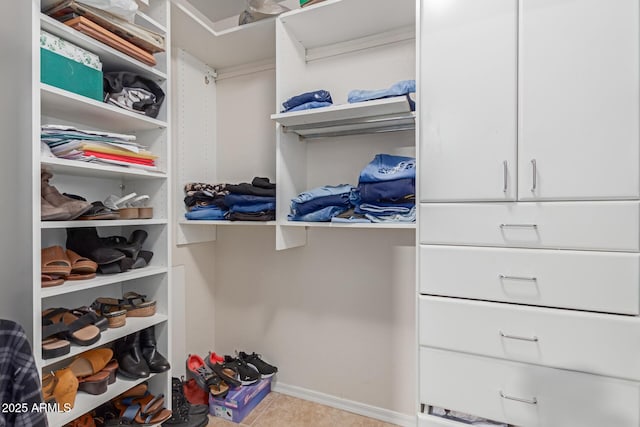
206,392,400,427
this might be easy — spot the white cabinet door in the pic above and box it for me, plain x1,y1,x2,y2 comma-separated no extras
419,0,517,202
518,0,639,200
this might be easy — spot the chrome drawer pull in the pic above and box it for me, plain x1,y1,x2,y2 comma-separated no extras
500,331,539,342
503,160,508,193
499,223,538,229
500,391,538,405
530,159,537,192
499,274,537,282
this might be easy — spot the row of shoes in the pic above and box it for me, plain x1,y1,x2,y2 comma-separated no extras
41,246,98,287
64,381,174,426
42,292,156,359
186,351,278,399
66,227,154,274
41,169,154,221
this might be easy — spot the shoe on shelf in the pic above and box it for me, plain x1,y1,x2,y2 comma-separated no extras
140,325,171,373
223,355,260,386
42,367,79,410
41,170,92,220
238,351,278,378
114,331,150,379
66,228,127,266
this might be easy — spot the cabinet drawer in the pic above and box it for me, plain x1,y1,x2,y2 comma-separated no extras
419,202,640,251
419,296,640,380
419,245,640,314
418,414,473,427
420,347,640,427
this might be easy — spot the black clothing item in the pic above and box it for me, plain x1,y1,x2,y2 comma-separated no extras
252,177,276,190
103,72,165,118
0,320,47,427
226,210,275,221
226,183,275,197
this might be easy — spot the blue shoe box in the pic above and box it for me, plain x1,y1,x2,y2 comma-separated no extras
209,378,272,423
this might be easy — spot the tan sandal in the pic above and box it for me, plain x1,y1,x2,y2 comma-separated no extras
66,249,98,280
120,292,156,317
41,246,71,277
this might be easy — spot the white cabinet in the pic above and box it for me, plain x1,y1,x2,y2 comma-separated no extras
518,0,640,201
419,0,517,202
420,0,640,202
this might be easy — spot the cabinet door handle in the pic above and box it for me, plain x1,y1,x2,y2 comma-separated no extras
500,331,539,342
499,223,538,229
530,159,537,192
500,391,538,405
499,274,537,282
503,160,508,193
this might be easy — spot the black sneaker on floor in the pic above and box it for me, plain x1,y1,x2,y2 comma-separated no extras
224,355,260,385
239,351,278,378
163,377,210,427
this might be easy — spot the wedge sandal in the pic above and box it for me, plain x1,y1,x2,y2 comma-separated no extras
91,298,127,328
43,308,101,346
119,292,156,317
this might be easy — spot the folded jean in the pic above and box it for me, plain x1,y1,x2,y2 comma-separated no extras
348,80,416,103
184,206,227,220
290,194,351,216
229,202,276,213
288,205,348,222
226,183,275,197
365,206,416,223
225,194,276,207
356,203,414,215
292,184,355,204
359,154,416,183
281,90,332,112
358,178,415,203
287,101,333,112
226,210,275,221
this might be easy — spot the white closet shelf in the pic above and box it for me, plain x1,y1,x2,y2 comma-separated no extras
46,372,163,426
135,10,167,35
283,221,416,229
41,84,168,133
179,220,276,226
278,0,415,50
40,14,167,83
41,219,168,229
171,0,276,71
41,266,168,299
39,314,168,370
271,97,415,138
41,157,167,180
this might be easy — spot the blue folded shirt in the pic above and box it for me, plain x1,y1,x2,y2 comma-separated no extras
348,80,416,110
281,90,333,112
359,154,416,183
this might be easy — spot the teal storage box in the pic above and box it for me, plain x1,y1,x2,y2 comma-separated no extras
41,48,103,101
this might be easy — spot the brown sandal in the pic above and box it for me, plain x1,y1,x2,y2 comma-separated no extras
120,292,156,317
91,298,127,328
43,308,101,346
41,246,71,276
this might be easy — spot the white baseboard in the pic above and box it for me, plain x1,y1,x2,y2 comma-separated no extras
272,382,416,427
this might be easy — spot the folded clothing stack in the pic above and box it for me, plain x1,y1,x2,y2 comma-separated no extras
225,177,276,221
351,154,416,223
289,184,355,222
41,124,158,170
183,178,276,221
281,89,333,113
348,79,416,111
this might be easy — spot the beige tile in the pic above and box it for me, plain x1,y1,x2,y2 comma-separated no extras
331,410,400,427
239,391,280,425
253,396,345,427
207,414,238,426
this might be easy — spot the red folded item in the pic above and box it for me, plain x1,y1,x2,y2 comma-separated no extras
83,150,156,166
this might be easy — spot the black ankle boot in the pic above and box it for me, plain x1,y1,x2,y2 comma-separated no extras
115,331,150,379
163,377,209,426
66,227,126,265
140,326,171,373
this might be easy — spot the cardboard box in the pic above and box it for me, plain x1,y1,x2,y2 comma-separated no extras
209,378,271,423
40,30,102,71
41,48,103,101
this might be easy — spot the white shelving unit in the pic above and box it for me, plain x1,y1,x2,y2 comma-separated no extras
20,0,175,423
179,220,276,226
275,0,417,249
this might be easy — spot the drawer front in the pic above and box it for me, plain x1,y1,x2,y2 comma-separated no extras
418,414,476,427
419,296,640,380
419,347,640,427
419,245,640,314
419,202,640,251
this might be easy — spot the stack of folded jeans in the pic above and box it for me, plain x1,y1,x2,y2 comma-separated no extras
184,182,229,220
352,154,416,223
348,79,416,111
224,177,276,221
289,184,355,222
281,89,333,113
